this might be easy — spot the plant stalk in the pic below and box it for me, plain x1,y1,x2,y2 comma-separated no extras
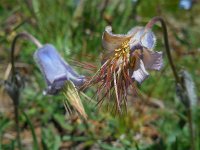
145,16,195,150
14,101,21,150
188,107,195,150
11,32,42,80
10,32,42,149
145,16,180,84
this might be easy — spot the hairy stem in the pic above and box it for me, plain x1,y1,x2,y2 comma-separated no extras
145,16,180,84
11,32,42,80
10,32,42,149
146,16,195,150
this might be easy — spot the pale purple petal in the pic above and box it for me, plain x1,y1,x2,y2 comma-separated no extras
143,49,163,70
129,28,156,50
102,26,156,53
141,30,156,49
132,60,149,84
127,26,143,35
129,27,144,49
34,44,85,94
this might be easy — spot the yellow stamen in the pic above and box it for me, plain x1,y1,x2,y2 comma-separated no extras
114,40,130,57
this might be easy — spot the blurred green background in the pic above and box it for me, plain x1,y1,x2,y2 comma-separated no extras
0,0,200,149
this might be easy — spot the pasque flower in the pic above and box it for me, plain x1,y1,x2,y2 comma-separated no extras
89,26,163,112
34,44,85,95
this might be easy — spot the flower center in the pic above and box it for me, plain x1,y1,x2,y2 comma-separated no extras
113,40,137,69
114,40,130,58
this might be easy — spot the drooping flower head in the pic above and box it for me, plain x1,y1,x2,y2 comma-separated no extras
34,44,87,118
34,44,85,95
88,26,163,113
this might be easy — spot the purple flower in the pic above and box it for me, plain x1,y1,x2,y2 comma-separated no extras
34,44,85,95
102,26,163,84
89,26,163,112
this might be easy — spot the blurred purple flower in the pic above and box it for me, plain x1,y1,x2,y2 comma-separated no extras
179,0,193,10
34,44,85,95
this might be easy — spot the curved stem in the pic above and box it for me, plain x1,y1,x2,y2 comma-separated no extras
145,17,180,84
11,32,42,80
146,16,195,150
10,32,42,149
